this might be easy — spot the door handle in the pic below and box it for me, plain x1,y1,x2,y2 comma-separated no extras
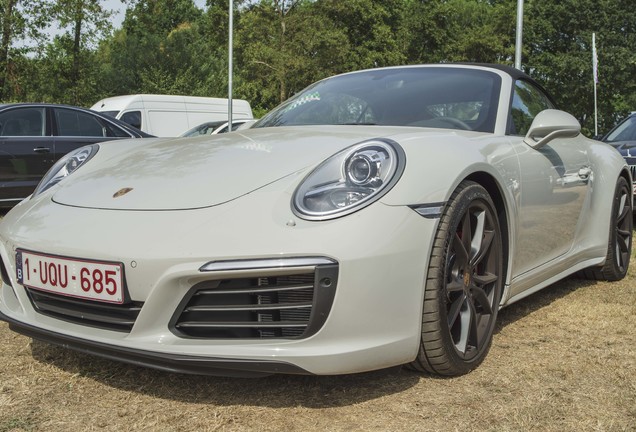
33,147,51,153
578,166,592,180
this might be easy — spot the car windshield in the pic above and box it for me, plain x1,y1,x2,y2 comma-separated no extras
100,110,120,118
605,116,636,143
255,67,501,133
181,121,226,137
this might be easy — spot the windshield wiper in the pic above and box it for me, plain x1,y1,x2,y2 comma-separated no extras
338,122,378,125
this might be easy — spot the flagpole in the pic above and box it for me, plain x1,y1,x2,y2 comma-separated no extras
228,0,233,128
593,33,598,136
515,0,523,70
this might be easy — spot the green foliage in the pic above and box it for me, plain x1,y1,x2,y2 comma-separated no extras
524,0,636,135
0,0,634,133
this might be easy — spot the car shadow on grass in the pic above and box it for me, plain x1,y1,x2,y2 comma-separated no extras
26,275,603,408
494,275,600,333
28,339,424,408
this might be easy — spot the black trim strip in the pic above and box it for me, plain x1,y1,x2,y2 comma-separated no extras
0,310,312,377
409,202,446,219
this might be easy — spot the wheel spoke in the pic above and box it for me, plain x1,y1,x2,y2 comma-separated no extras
617,193,628,222
471,230,494,267
470,285,493,315
447,293,466,328
617,234,629,254
469,209,485,262
447,280,464,293
452,233,469,268
465,299,479,356
473,272,498,286
616,235,630,270
460,211,472,261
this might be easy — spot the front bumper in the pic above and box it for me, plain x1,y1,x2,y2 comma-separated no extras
0,185,439,376
0,309,309,377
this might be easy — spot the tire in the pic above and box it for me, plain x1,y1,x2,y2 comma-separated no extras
578,176,632,281
409,181,503,376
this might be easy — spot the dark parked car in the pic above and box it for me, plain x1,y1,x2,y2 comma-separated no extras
0,103,151,207
600,112,636,195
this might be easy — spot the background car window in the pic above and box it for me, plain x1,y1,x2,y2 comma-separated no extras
509,80,554,136
605,116,636,142
0,107,46,136
103,121,132,137
55,109,105,136
120,111,142,129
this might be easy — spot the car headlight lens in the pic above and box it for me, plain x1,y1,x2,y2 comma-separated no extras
293,140,405,220
32,144,98,198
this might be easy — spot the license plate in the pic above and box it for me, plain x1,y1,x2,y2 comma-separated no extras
16,250,124,304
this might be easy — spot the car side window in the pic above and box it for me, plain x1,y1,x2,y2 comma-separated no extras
0,107,46,137
102,122,132,138
509,80,554,136
120,111,142,130
605,116,636,142
55,108,105,137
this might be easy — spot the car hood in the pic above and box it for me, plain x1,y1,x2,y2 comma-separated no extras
52,125,447,211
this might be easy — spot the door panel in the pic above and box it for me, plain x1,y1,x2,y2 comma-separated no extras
511,137,590,277
0,107,52,203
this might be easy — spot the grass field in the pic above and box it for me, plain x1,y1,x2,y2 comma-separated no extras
1,256,635,431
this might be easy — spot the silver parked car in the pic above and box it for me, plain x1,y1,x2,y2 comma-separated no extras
0,64,631,377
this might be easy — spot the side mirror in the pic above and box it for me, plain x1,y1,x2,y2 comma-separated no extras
524,109,581,149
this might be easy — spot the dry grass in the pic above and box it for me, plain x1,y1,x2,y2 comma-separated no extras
1,256,636,431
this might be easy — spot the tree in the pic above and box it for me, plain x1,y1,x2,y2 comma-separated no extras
0,0,49,100
400,0,515,65
524,0,636,134
99,0,204,96
318,0,405,69
48,0,112,104
236,0,350,113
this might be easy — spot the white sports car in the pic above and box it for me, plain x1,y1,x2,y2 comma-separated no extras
0,64,631,377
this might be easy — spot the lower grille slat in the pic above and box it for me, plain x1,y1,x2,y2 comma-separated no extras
176,321,309,329
26,288,142,332
195,284,314,296
185,302,313,313
170,261,338,340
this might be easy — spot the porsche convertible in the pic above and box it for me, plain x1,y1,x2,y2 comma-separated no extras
0,64,631,377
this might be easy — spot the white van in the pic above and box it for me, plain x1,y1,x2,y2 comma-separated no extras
90,94,253,137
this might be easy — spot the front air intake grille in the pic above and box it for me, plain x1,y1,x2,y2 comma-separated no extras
26,288,142,332
630,164,636,182
170,262,338,339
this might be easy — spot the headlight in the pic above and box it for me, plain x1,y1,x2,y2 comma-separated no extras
32,144,99,198
293,139,405,220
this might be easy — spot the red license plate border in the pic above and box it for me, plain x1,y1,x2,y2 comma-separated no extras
15,248,128,305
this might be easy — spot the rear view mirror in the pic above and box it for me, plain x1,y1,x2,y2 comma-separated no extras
524,109,581,149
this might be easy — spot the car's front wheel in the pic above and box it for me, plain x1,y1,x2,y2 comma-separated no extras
409,181,503,376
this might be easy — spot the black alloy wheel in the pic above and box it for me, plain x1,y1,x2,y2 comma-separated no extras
580,176,632,281
409,180,503,376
